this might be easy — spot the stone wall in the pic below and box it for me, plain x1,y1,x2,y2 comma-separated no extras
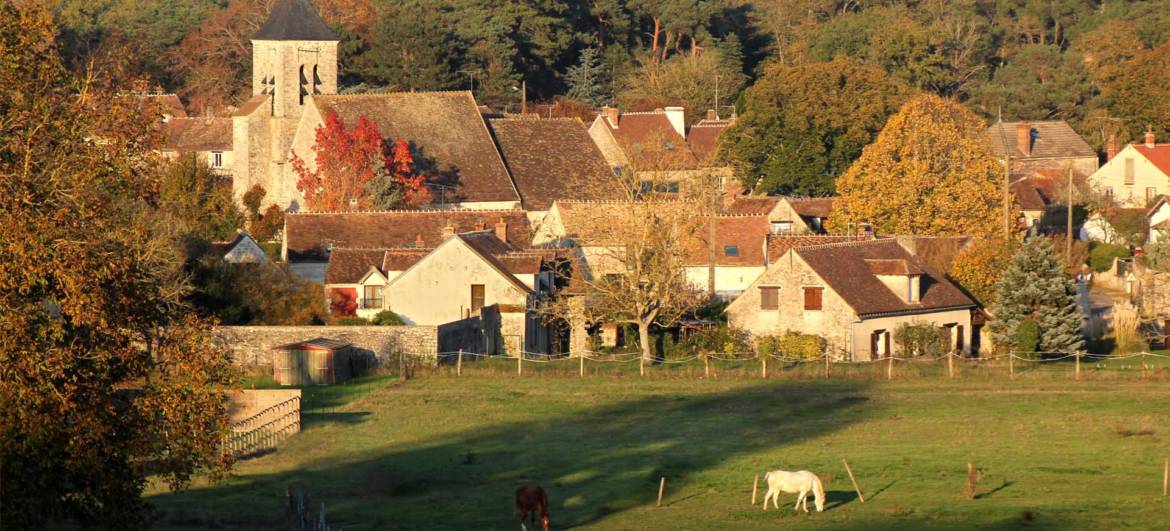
215,325,438,367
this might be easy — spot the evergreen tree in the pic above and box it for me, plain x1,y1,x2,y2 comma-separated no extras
989,239,1085,353
565,47,607,107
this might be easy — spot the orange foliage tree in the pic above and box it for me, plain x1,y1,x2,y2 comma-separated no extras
829,94,1011,238
291,111,431,211
948,237,1020,306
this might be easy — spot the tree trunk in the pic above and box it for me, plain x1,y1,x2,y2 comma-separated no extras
638,320,654,362
650,17,661,56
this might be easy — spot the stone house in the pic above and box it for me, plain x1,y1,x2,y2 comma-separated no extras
161,117,234,175
726,239,977,360
1088,131,1170,208
728,196,839,235
282,209,533,283
986,120,1098,182
323,231,562,354
680,215,772,299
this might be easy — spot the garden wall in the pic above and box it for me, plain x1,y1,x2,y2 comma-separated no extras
215,325,438,367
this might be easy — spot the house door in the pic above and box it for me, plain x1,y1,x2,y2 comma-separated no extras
870,330,889,360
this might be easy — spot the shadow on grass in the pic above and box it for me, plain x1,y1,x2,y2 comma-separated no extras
156,380,893,529
975,480,1014,500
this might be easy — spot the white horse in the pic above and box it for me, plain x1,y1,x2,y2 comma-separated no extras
762,469,825,513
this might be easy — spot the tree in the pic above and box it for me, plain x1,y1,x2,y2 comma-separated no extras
189,259,326,325
989,239,1085,353
291,112,430,211
0,4,232,528
565,46,608,107
358,1,464,92
157,154,244,243
1101,41,1170,143
719,58,910,195
968,44,1096,124
617,46,746,123
829,94,1009,237
948,237,1019,307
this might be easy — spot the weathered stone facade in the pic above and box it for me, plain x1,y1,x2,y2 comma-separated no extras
215,325,438,367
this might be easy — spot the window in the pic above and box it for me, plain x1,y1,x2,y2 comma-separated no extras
724,245,740,257
639,180,680,194
363,285,383,309
1104,187,1114,199
770,221,793,234
1125,158,1135,185
759,286,779,310
1148,188,1159,205
470,284,485,313
211,151,224,168
803,287,823,311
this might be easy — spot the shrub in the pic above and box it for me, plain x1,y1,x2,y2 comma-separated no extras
757,331,826,360
677,326,752,359
370,310,405,326
1016,319,1040,353
1089,243,1129,272
336,317,369,326
893,323,950,357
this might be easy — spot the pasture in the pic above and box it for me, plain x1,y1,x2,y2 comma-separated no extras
149,373,1170,529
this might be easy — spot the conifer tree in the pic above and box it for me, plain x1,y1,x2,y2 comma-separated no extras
565,47,608,107
989,238,1085,353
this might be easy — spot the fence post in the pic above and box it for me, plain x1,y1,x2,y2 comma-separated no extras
1075,350,1081,380
457,349,463,377
1142,351,1148,378
517,352,522,376
761,354,767,379
842,458,865,503
751,474,759,505
703,352,710,379
825,352,831,379
887,354,893,380
640,355,645,377
580,352,585,378
948,351,955,379
1009,350,1014,379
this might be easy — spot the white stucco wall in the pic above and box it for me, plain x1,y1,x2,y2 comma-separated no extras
1089,145,1169,208
684,265,766,299
385,239,530,325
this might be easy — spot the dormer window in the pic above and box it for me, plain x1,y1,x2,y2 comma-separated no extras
724,245,739,257
865,259,924,304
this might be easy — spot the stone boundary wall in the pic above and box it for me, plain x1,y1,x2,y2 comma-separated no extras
215,325,438,367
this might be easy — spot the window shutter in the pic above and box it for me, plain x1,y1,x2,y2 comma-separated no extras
759,287,778,310
803,287,823,311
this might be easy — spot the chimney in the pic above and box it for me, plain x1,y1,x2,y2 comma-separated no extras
603,106,618,126
494,217,508,242
441,221,455,240
1145,126,1156,148
1016,122,1032,157
706,109,717,121
473,222,486,231
414,233,424,248
1106,134,1119,161
663,106,685,137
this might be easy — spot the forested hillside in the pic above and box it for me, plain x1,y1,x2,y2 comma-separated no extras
51,0,1170,193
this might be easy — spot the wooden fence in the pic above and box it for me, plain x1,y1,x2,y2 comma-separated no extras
226,394,301,459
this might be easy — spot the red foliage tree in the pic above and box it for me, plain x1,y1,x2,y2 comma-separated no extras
291,111,430,211
330,288,358,317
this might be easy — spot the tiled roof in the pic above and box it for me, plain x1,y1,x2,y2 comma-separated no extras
382,248,431,272
892,235,973,274
254,0,338,41
599,111,700,170
766,235,869,264
550,200,694,245
682,215,771,266
284,209,532,261
865,259,923,276
488,118,616,210
986,121,1095,160
727,196,780,215
795,239,976,317
788,197,835,219
324,248,388,284
686,119,732,163
1010,177,1049,211
162,118,232,152
313,92,519,204
1133,143,1170,178
234,94,269,117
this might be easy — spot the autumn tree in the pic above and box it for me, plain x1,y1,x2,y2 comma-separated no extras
948,237,1019,306
157,153,245,243
0,5,233,528
989,239,1084,353
829,93,1010,237
617,45,745,122
968,44,1096,125
719,58,910,195
291,111,430,211
1100,41,1170,142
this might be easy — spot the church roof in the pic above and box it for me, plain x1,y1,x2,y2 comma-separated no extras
254,0,338,42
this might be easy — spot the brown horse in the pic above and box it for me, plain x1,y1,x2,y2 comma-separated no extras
514,484,550,531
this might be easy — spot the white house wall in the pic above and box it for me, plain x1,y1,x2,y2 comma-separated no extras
386,240,529,325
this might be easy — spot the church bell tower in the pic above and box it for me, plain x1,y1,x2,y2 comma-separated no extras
251,0,339,118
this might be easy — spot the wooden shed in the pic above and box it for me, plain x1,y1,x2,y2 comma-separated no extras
272,338,360,386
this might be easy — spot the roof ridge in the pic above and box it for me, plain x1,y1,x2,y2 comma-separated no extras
318,90,473,99
288,208,527,216
794,237,883,251
331,246,431,251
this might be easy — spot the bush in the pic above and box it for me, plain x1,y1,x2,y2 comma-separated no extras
757,332,826,360
370,310,405,326
666,326,752,359
336,317,369,326
1016,319,1040,353
893,323,950,357
1089,243,1129,272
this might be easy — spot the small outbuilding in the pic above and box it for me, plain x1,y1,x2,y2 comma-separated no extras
272,338,361,386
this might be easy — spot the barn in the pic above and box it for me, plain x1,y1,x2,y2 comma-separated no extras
272,338,361,386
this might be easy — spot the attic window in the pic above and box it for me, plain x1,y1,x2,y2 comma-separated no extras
724,245,740,257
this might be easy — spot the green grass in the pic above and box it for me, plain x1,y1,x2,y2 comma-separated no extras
148,374,1170,530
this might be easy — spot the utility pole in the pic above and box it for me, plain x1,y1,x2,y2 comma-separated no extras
714,75,720,120
1067,166,1074,264
1003,153,1012,237
521,80,527,115
458,70,479,95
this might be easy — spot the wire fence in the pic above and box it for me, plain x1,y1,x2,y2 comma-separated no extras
398,349,1170,381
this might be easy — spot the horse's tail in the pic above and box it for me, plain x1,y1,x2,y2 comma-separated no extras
812,474,826,512
763,471,771,482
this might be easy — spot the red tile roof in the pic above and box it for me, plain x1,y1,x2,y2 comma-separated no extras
313,92,520,204
766,235,869,264
284,209,532,261
686,119,732,163
788,197,835,219
488,118,617,210
682,215,771,266
599,111,700,170
727,196,780,215
324,248,390,284
1133,143,1170,178
795,239,976,317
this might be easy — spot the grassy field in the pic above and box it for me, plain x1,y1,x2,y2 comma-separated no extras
150,372,1170,530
